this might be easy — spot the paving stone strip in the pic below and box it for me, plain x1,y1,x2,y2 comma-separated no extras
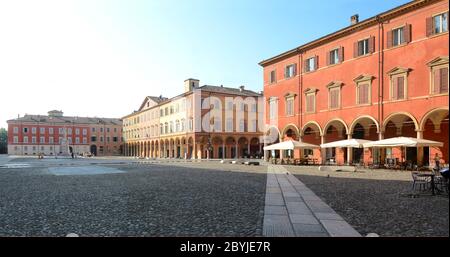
263,165,361,237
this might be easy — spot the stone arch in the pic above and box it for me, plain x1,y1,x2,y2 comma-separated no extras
225,136,236,145
323,118,349,136
383,111,419,132
301,121,323,136
250,137,260,145
349,115,380,134
420,107,449,165
212,136,223,145
419,107,449,132
281,124,300,140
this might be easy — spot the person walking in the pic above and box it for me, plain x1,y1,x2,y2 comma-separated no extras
434,153,441,171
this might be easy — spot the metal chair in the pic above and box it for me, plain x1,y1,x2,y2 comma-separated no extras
433,168,449,194
411,171,430,192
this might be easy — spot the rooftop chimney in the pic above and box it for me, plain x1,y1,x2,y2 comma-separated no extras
239,85,245,92
351,14,359,25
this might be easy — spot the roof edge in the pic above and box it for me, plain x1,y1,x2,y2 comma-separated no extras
259,0,434,67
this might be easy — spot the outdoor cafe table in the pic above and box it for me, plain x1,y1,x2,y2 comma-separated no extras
417,172,436,195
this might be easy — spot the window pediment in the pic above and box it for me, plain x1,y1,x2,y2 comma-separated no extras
326,81,343,89
387,67,411,76
284,92,297,99
268,96,278,102
304,88,318,94
353,74,374,83
427,56,449,67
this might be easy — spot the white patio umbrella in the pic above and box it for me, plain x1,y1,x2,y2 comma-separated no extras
320,139,373,148
362,137,443,166
362,137,443,148
263,140,320,150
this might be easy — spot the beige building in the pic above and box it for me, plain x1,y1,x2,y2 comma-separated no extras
123,79,264,159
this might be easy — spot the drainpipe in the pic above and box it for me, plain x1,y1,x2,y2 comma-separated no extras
376,15,386,165
298,48,303,139
376,15,385,139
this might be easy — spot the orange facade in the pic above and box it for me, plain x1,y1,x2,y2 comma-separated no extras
260,0,449,166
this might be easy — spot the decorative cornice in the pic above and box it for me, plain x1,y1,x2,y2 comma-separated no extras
258,0,438,67
387,67,412,75
354,74,375,83
304,88,319,94
284,92,298,98
326,81,344,89
427,56,449,66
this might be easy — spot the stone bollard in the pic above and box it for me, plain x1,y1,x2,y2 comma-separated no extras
66,233,79,237
366,233,379,237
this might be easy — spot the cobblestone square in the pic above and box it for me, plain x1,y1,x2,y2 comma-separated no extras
0,157,266,236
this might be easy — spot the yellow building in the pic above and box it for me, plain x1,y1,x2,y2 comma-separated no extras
122,79,264,159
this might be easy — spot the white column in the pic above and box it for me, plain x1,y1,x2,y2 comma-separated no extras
347,134,352,165
164,142,167,158
247,141,251,158
416,130,424,166
321,135,326,164
264,138,268,161
222,142,225,159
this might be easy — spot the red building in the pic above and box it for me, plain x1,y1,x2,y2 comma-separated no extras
7,110,123,156
260,0,448,166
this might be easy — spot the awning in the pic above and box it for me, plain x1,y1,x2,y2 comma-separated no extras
362,137,444,148
263,140,320,150
320,139,373,148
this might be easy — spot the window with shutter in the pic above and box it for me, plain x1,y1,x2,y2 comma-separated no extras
339,46,344,62
285,64,296,78
270,70,276,83
434,68,441,94
404,24,411,43
426,16,434,37
329,88,340,109
440,67,449,93
326,51,330,65
432,12,448,35
398,77,405,99
357,39,370,56
392,77,398,100
369,36,375,53
329,49,339,65
306,94,315,113
387,30,393,48
306,57,316,72
290,99,293,115
392,27,404,46
358,84,369,104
